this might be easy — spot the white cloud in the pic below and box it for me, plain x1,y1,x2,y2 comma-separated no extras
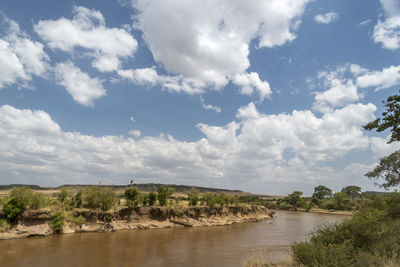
0,16,49,89
313,67,361,113
314,12,339,24
129,116,135,122
129,129,141,137
118,68,205,94
356,65,400,90
200,96,221,113
132,0,310,92
0,99,378,194
372,0,400,50
55,61,106,107
232,72,272,102
34,6,137,72
370,135,400,158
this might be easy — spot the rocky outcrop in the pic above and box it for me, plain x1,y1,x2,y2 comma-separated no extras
0,205,270,240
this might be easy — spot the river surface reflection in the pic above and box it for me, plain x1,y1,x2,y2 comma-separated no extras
0,210,350,267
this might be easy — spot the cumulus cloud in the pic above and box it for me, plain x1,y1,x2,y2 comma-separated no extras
373,0,400,50
129,129,141,137
55,62,106,107
356,65,400,90
0,15,49,89
0,100,379,194
232,72,272,102
34,6,137,72
312,66,361,113
314,12,339,24
200,96,221,113
131,0,310,92
118,68,205,94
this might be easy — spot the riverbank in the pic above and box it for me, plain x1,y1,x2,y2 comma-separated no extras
0,205,270,240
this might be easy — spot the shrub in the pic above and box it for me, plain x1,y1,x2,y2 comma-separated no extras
50,212,64,233
202,193,216,208
125,187,139,201
74,191,83,208
187,187,199,206
157,187,174,206
2,198,24,224
148,192,157,206
84,186,116,211
57,188,70,203
69,214,85,226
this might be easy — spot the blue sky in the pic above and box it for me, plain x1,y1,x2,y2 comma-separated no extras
1,0,400,195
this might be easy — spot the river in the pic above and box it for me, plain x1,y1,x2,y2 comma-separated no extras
0,210,350,267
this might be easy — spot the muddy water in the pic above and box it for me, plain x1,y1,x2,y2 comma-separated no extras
0,210,349,267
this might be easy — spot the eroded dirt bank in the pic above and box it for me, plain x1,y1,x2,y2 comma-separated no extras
0,205,270,240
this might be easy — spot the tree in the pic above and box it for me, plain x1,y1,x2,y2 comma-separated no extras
157,186,174,206
363,92,400,144
148,192,157,206
187,187,199,206
84,186,116,211
341,185,361,199
312,185,332,200
284,191,307,210
363,91,400,189
57,188,70,203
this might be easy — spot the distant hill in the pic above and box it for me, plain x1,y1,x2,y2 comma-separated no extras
0,183,250,195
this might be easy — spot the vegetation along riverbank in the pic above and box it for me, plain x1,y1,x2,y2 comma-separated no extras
0,185,271,240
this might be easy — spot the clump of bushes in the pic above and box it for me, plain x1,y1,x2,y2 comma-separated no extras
84,186,116,211
50,212,64,233
157,186,174,206
2,187,44,224
292,192,400,266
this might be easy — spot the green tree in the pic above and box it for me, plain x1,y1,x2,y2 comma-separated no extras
284,191,306,210
332,192,350,210
341,185,362,199
187,187,199,206
157,187,174,206
148,192,157,206
312,185,332,201
84,186,116,211
363,91,400,189
57,188,70,203
125,187,139,201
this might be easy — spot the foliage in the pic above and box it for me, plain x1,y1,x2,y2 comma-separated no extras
2,187,45,223
365,151,400,189
187,187,199,206
124,187,139,201
312,185,332,201
363,91,400,189
148,192,157,206
202,193,216,208
341,185,362,199
84,186,116,211
57,188,70,203
157,186,174,206
50,212,64,233
2,198,24,224
292,193,400,266
68,214,85,226
73,191,83,208
142,194,149,206
363,92,400,144
283,191,306,210
332,192,352,210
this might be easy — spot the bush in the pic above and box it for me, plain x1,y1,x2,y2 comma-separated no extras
157,187,174,206
2,198,24,224
148,192,157,206
57,188,70,203
187,187,199,206
69,214,85,226
125,187,139,201
202,193,216,208
73,191,83,208
50,212,64,233
84,186,116,211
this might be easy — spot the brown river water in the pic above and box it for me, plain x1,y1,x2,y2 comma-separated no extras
0,210,350,267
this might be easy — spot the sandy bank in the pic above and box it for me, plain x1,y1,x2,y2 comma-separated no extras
0,205,271,240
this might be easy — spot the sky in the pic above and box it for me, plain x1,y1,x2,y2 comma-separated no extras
0,0,400,195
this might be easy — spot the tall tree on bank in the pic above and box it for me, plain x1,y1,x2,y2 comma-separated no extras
363,91,400,189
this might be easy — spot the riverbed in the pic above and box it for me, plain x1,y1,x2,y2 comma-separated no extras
0,210,350,267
